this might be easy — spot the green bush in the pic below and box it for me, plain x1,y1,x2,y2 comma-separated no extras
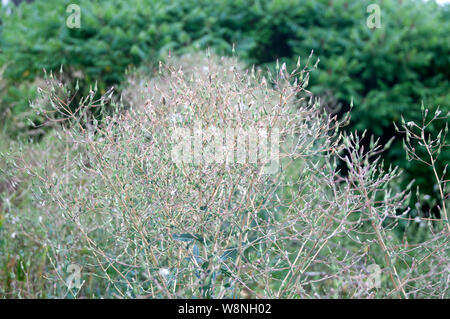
0,0,214,136
270,0,450,199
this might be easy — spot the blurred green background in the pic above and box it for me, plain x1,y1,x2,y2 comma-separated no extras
0,0,449,213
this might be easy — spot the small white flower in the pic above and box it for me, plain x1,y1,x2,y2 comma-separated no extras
423,195,431,200
414,217,425,227
11,232,16,239
159,268,170,276
11,215,18,225
171,113,183,124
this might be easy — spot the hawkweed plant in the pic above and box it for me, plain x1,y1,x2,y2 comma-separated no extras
1,53,448,299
